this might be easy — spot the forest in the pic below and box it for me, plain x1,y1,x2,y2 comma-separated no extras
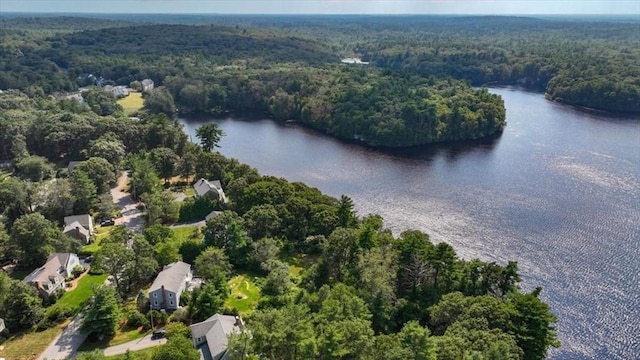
0,84,558,359
2,16,638,148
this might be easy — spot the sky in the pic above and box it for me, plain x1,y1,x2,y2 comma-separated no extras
1,0,639,15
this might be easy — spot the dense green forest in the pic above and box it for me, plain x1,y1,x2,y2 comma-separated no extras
0,87,558,359
2,14,637,116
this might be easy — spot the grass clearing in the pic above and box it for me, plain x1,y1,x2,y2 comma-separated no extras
172,225,201,244
57,274,109,312
225,274,261,314
117,92,144,116
81,226,112,254
0,320,70,360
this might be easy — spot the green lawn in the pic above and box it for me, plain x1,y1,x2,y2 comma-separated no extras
183,187,196,197
117,92,144,116
57,274,109,312
80,226,112,254
225,274,261,314
0,320,70,360
172,225,200,244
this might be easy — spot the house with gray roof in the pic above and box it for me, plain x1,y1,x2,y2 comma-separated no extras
141,79,155,92
190,314,243,360
194,178,227,203
149,261,192,311
23,253,80,297
63,214,94,244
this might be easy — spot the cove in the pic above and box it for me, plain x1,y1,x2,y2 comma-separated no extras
180,87,640,360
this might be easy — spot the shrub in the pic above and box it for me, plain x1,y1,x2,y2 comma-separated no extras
148,309,168,327
72,264,86,279
127,310,151,329
36,304,74,330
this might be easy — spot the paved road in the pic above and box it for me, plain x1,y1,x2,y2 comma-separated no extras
37,173,143,360
37,314,87,360
103,334,166,357
111,172,144,234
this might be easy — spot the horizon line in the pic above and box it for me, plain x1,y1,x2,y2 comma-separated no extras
2,11,638,16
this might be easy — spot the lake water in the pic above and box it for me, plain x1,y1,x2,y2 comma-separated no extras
180,87,640,359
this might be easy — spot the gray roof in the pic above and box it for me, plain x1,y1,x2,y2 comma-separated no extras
193,178,225,201
190,314,241,360
64,214,93,233
149,261,191,294
23,253,77,293
63,221,90,238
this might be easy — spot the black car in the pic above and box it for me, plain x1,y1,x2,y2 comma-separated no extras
151,329,166,339
100,218,115,226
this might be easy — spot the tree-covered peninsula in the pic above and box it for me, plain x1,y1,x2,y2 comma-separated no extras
2,20,507,147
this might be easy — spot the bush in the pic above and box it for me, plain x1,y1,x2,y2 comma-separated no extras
148,309,169,327
36,304,74,330
72,264,86,279
127,310,151,329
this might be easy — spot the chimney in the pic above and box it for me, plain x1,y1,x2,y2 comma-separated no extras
161,285,167,309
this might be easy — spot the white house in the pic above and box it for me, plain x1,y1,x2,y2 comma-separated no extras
149,261,192,311
194,178,227,203
141,79,154,92
63,214,94,244
190,314,243,360
23,253,80,297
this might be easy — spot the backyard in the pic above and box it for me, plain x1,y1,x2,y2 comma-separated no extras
57,273,109,312
225,274,261,314
116,92,144,116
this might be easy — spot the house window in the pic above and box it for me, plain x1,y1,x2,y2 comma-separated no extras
169,293,173,297
170,301,174,305
154,300,158,305
153,293,157,297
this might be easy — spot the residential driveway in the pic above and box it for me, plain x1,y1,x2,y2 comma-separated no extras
37,313,87,360
111,172,144,234
103,334,166,357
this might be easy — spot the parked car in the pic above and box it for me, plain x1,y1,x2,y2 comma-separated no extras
100,218,115,226
151,328,166,339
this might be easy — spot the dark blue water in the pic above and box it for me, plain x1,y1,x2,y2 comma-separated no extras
180,87,640,359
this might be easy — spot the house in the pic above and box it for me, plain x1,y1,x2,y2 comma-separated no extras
23,253,80,297
63,214,94,244
149,261,192,311
141,79,154,92
190,314,243,360
103,85,129,98
194,178,227,203
0,318,5,333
